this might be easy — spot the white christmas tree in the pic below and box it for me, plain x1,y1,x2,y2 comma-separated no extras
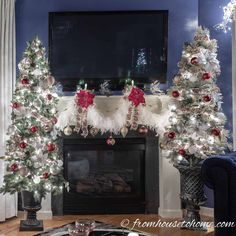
161,27,228,166
0,37,67,199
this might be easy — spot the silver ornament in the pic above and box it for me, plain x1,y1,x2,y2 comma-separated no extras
64,126,73,136
19,167,29,177
50,164,61,175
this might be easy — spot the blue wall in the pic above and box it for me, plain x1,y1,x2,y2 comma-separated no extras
15,0,198,90
15,0,233,208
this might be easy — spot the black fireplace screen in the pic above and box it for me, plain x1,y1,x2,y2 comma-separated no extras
65,149,144,198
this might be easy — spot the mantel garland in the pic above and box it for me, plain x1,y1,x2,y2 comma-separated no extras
56,85,171,139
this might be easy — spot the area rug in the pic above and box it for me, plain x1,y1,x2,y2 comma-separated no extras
34,221,153,236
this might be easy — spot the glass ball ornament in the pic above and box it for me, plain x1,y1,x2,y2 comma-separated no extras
64,126,73,136
138,125,148,135
90,127,99,137
19,167,29,177
106,136,116,146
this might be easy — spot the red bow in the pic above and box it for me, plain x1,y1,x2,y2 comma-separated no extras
76,90,95,109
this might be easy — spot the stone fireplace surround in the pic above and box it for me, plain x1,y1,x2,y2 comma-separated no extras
37,95,182,218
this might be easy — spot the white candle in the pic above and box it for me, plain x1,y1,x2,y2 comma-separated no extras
84,83,88,90
131,80,134,86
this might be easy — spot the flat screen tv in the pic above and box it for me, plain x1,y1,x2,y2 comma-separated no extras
49,11,168,92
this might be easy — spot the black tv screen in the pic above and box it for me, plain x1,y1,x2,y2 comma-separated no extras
49,11,168,91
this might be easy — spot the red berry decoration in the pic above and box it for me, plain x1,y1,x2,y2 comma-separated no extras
19,142,27,149
43,172,50,179
168,131,176,139
21,78,29,85
30,126,38,133
191,57,198,65
12,102,20,109
106,136,116,146
10,163,18,172
211,128,221,136
172,90,180,98
203,95,211,102
202,72,211,80
47,143,55,152
178,149,186,156
47,94,53,100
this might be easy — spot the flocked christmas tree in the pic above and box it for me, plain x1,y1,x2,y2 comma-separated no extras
0,37,67,199
161,27,228,166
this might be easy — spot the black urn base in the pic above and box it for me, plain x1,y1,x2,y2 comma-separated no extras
20,220,43,231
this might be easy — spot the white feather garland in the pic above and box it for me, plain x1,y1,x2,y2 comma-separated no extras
56,95,172,136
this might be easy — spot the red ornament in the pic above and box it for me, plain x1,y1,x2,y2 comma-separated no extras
106,136,116,146
30,126,38,133
128,87,145,107
10,163,18,172
203,95,211,102
211,128,221,136
178,149,186,156
51,117,57,124
191,57,198,65
168,131,176,139
47,94,53,100
21,78,29,85
202,72,211,80
43,172,50,179
19,142,27,149
12,102,20,109
138,126,148,134
172,90,180,98
47,143,55,152
76,90,95,109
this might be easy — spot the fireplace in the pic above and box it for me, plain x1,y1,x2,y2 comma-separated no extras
52,132,159,215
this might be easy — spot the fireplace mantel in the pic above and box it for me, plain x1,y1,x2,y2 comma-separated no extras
38,95,182,218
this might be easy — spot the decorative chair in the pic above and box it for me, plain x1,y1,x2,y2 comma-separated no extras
201,154,236,236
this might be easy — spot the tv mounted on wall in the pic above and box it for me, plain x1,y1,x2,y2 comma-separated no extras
49,11,168,92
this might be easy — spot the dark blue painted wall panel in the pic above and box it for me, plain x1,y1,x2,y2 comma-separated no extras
15,0,198,90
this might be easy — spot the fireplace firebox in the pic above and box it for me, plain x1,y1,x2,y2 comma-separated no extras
52,132,159,215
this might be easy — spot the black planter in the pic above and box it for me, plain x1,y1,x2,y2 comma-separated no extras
174,163,207,231
19,191,43,231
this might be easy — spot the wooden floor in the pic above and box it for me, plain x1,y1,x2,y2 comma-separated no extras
0,214,214,236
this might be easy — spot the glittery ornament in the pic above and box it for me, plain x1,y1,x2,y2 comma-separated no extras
121,126,128,138
44,124,52,132
64,126,73,136
46,75,55,87
51,117,57,124
202,72,211,80
211,128,221,136
47,143,55,152
190,57,198,65
19,142,27,149
138,126,148,134
10,163,18,172
12,102,20,109
21,78,29,85
106,136,116,146
172,90,180,98
19,167,28,177
30,126,38,133
203,95,211,102
90,127,99,137
178,149,186,156
33,99,42,108
168,131,176,139
43,172,50,179
47,94,53,100
50,164,61,175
